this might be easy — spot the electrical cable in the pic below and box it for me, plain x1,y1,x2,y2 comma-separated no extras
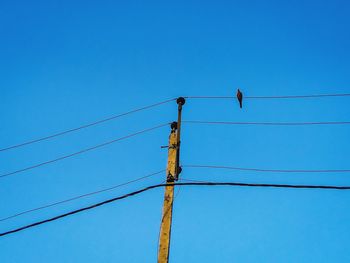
180,178,209,183
183,120,350,126
2,93,349,153
184,93,350,99
0,123,169,179
0,98,175,152
0,170,165,222
2,181,350,237
183,164,350,173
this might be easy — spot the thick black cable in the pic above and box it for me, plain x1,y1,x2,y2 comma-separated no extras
0,170,165,222
0,98,175,152
183,164,350,173
0,123,169,179
2,181,350,237
184,93,350,99
183,120,350,126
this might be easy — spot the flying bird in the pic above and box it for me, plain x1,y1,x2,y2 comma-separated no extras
237,89,243,108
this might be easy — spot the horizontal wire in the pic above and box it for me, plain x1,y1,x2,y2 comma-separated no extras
2,181,350,237
184,93,350,99
0,98,175,152
181,178,211,183
0,123,169,179
183,164,350,173
183,120,350,126
179,181,350,190
0,170,165,223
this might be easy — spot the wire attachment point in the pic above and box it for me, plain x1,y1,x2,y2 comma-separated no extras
176,97,186,106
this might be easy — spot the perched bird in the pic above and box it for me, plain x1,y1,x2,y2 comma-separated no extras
236,89,243,108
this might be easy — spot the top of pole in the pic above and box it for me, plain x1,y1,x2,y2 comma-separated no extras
176,97,186,106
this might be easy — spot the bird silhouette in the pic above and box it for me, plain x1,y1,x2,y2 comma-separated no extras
237,89,243,108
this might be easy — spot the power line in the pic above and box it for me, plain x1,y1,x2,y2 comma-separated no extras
2,93,348,153
183,120,350,126
183,164,350,173
180,178,206,182
0,170,165,222
184,93,350,100
0,123,169,179
2,181,350,237
2,93,349,153
0,98,175,152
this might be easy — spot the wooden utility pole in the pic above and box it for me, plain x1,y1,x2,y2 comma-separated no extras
157,97,185,263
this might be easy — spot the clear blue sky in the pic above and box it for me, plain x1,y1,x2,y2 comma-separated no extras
1,0,350,262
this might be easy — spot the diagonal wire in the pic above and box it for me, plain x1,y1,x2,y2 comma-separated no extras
0,123,169,179
0,170,165,223
2,181,350,237
0,98,175,152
